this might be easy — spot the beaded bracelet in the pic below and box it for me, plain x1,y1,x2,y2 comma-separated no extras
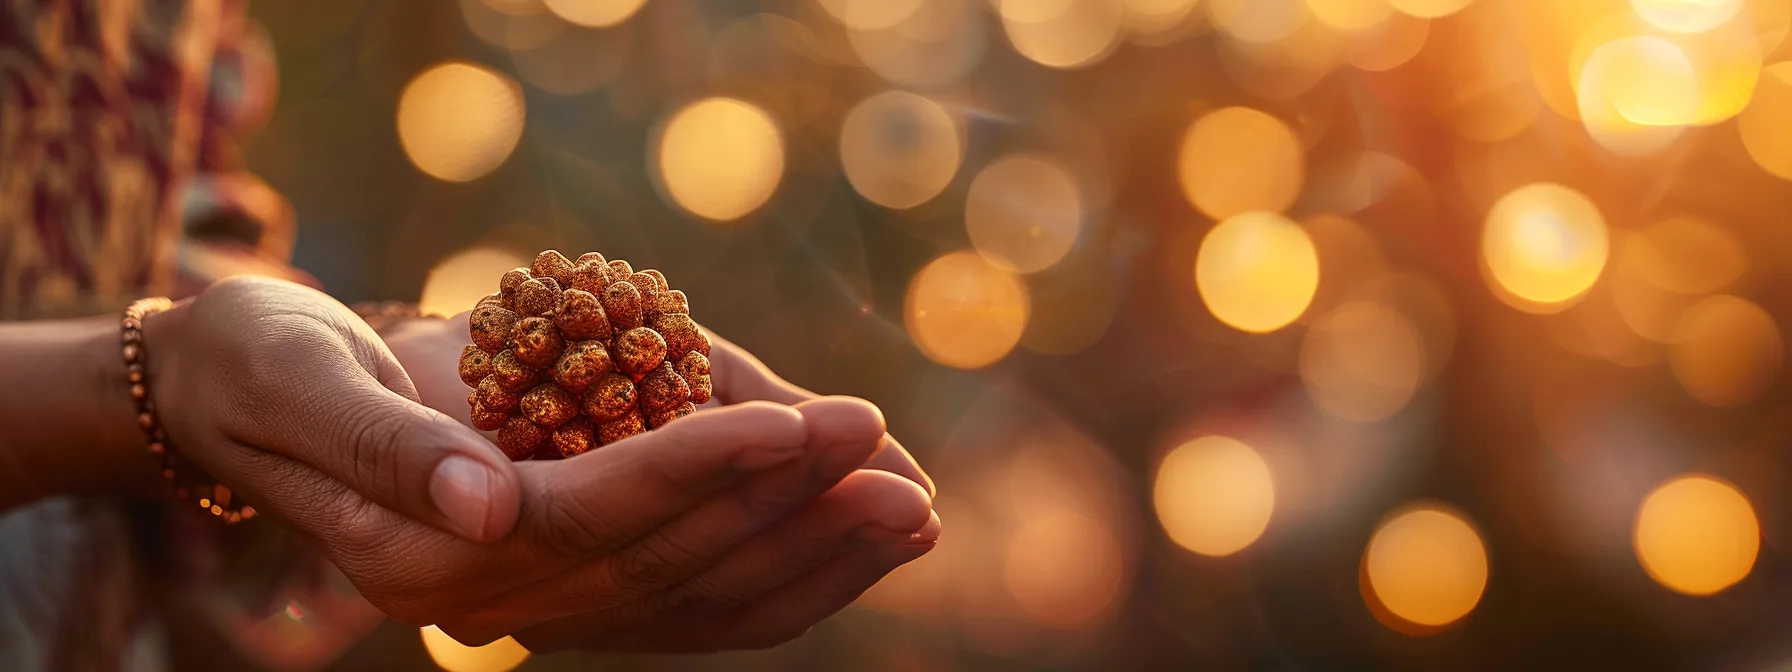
124,298,437,524
124,297,256,523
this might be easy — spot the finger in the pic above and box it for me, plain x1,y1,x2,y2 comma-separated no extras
520,511,940,654
227,311,522,544
520,401,808,560
705,330,935,497
519,397,885,611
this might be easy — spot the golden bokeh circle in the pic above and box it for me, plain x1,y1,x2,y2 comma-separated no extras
1152,436,1276,557
419,247,530,318
965,154,1083,273
1633,474,1760,596
542,0,648,28
1740,62,1792,180
1669,294,1783,407
419,626,530,672
905,250,1031,369
1001,0,1125,69
1300,300,1426,422
1481,183,1609,311
1629,0,1744,34
397,63,526,183
1363,504,1489,629
1178,107,1304,220
1306,0,1394,32
654,97,786,221
1195,212,1320,333
839,91,962,209
1386,0,1471,19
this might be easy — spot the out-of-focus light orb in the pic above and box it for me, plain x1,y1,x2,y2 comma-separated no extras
1626,216,1747,295
1569,10,1763,126
1481,183,1609,312
542,0,646,27
1001,0,1125,69
1633,475,1760,595
847,0,987,88
1630,0,1744,34
1300,301,1426,422
1386,0,1470,19
1152,436,1276,557
397,63,525,183
1669,295,1783,407
1178,107,1304,220
1363,505,1488,629
1003,510,1126,629
1306,0,1393,32
840,92,961,210
817,0,924,30
905,251,1031,369
1575,37,1696,156
965,155,1083,273
1740,62,1792,180
420,247,529,318
654,98,785,221
1209,0,1304,45
420,626,530,672
1348,12,1428,71
1125,0,1200,37
1196,212,1319,333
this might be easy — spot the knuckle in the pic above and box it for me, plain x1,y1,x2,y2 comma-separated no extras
651,574,735,616
614,533,689,590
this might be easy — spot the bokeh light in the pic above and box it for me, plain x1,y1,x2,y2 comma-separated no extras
846,0,987,88
1739,62,1792,180
1300,300,1426,422
965,154,1084,273
654,97,785,221
1306,0,1394,32
905,250,1031,369
839,91,961,209
396,63,525,183
541,0,647,28
816,0,925,30
1633,475,1760,595
1629,0,1744,34
1387,0,1471,19
1152,436,1276,557
1001,0,1126,69
1177,107,1305,220
1574,36,1696,156
1195,212,1320,333
1669,295,1783,407
1625,216,1747,295
419,626,530,672
1004,509,1127,628
1363,505,1489,630
1481,183,1610,312
419,247,529,318
1348,12,1428,71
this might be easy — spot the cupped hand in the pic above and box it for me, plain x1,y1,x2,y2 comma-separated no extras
152,276,937,651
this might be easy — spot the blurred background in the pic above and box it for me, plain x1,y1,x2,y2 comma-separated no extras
231,0,1792,669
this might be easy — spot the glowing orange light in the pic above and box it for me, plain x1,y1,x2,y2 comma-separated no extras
654,98,785,221
1481,183,1609,312
397,63,525,183
905,251,1031,369
1177,107,1305,220
419,626,530,672
1152,436,1276,556
965,155,1084,273
1634,474,1760,595
1363,504,1488,630
1195,212,1320,333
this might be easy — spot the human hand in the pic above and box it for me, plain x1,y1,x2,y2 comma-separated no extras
149,276,936,650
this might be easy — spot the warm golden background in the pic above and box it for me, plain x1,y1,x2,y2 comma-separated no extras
246,0,1792,669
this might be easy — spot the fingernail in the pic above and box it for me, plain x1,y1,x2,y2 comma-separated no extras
732,444,806,472
858,524,915,544
908,509,942,545
431,456,496,541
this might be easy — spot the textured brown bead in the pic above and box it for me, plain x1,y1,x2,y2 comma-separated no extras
532,250,576,287
555,288,612,341
476,292,508,311
470,402,509,431
626,272,660,300
123,344,140,363
600,281,644,331
553,340,612,393
531,443,564,461
476,375,522,413
127,363,144,384
648,312,709,361
638,361,691,413
577,252,606,266
491,349,541,391
521,383,580,428
458,345,494,387
647,401,696,429
508,317,565,368
567,260,612,294
130,383,147,400
500,267,532,295
552,417,596,458
607,259,633,280
613,326,668,376
643,269,668,292
598,411,646,445
654,290,689,316
582,373,638,423
676,351,712,405
515,277,563,317
498,416,548,461
470,305,520,353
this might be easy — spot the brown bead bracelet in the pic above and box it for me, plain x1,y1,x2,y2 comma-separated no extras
124,297,257,524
